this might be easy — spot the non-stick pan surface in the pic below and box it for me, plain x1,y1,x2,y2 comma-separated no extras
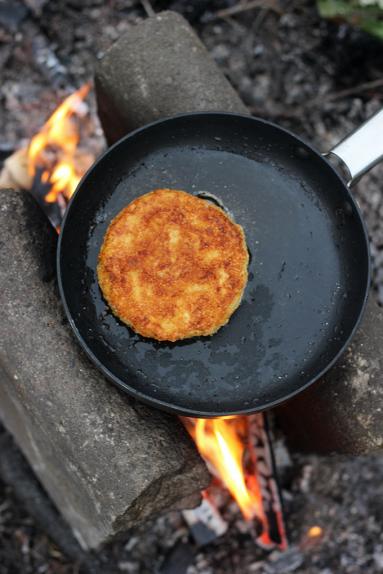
58,113,370,417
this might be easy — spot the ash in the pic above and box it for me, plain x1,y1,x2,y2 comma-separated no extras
1,1,383,573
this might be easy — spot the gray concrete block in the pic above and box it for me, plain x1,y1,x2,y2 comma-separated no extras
276,296,383,455
95,11,247,144
0,190,209,549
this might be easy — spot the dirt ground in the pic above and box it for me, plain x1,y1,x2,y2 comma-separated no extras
1,1,383,573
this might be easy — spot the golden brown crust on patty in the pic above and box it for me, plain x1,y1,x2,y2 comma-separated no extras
97,189,248,341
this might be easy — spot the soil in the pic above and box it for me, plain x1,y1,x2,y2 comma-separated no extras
1,1,383,573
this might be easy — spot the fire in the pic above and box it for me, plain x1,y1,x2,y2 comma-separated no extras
193,418,263,521
27,84,91,204
184,415,287,549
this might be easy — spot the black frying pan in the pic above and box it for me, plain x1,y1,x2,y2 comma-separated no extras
57,112,371,417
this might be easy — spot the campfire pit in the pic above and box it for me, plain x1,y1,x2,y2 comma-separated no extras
0,8,292,554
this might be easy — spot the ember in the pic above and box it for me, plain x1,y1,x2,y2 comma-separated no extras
308,526,323,538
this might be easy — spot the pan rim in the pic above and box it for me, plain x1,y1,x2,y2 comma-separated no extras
57,111,371,418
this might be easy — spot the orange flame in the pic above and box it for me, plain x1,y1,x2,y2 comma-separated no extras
188,418,265,521
27,84,91,203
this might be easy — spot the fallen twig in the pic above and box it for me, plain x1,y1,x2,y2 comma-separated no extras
215,0,282,19
320,78,383,102
141,0,155,18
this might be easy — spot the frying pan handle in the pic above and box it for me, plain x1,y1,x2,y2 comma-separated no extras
326,109,383,187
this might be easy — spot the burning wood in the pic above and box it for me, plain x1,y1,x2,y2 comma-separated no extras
183,415,287,550
246,414,287,549
182,495,228,546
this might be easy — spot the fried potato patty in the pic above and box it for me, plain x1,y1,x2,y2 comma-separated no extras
97,189,248,341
